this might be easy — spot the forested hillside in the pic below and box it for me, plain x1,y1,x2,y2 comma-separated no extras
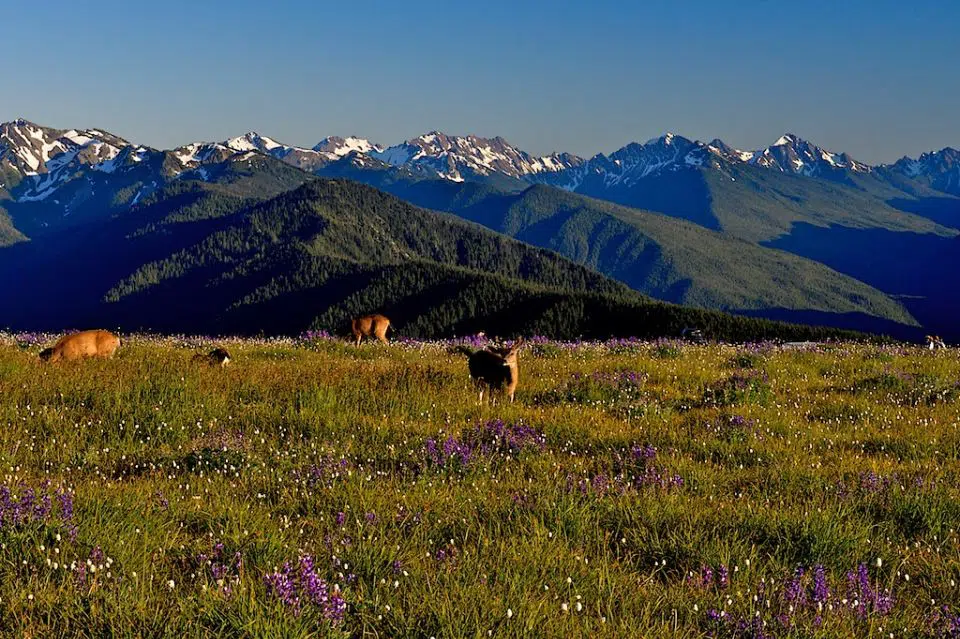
101,179,868,340
0,173,870,341
315,160,919,333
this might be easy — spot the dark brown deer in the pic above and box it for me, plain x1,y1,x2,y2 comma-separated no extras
192,348,232,368
39,330,121,363
351,314,391,346
457,339,524,403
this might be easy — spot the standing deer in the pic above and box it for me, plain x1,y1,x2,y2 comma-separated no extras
457,339,524,403
39,330,121,363
351,314,391,346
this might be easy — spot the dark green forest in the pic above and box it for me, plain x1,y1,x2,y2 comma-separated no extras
0,159,895,342
98,179,870,341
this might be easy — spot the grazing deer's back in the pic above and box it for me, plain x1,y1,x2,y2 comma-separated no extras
47,330,120,362
353,314,390,336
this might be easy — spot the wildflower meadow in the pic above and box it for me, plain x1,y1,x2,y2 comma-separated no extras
1,332,959,637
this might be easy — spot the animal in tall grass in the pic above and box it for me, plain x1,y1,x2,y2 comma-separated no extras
926,335,947,350
455,339,524,403
192,347,232,368
351,314,391,346
39,330,121,363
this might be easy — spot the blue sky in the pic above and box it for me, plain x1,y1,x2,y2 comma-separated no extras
2,0,956,162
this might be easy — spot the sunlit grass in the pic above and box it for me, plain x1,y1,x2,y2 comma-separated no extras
1,333,959,637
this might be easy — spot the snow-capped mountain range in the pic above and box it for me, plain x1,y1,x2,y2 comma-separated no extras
528,132,877,193
886,147,960,196
1,117,958,206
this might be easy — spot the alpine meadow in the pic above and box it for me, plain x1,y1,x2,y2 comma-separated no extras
3,334,960,637
4,2,960,637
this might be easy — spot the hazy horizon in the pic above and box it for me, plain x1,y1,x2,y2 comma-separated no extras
2,0,957,163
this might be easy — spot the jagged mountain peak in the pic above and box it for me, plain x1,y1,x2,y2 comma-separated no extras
0,121,130,199
644,132,681,146
885,146,960,195
224,131,286,153
706,138,755,162
371,131,584,180
312,135,382,157
172,141,236,166
750,133,870,176
3,117,40,129
773,133,802,146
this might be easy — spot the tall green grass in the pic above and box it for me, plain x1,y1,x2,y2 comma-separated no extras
1,336,958,637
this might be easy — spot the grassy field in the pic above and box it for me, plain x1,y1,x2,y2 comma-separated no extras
1,333,960,638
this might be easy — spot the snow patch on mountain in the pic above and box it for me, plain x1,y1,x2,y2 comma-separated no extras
225,132,284,153
748,133,870,176
173,142,233,167
369,131,583,182
0,120,130,200
313,136,382,157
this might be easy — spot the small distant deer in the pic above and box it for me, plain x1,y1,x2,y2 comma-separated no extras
456,339,524,403
192,347,232,368
351,314,391,346
926,335,947,350
39,329,121,363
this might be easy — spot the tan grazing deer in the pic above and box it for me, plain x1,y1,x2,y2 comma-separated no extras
457,339,524,403
192,347,232,368
351,314,391,346
39,330,121,363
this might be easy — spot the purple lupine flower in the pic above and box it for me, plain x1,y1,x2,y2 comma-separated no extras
785,567,807,606
929,606,960,638
73,562,87,585
56,488,73,520
326,592,346,623
718,564,730,589
812,564,829,603
299,555,330,607
631,444,657,462
264,555,348,623
423,420,545,469
701,564,714,587
264,562,301,613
